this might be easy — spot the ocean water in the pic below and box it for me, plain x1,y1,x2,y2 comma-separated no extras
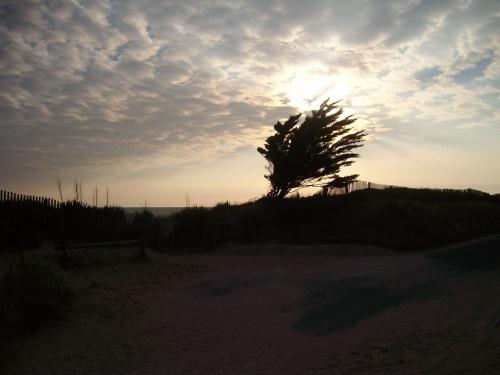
123,207,185,217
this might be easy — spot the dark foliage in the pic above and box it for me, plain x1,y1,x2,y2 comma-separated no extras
1,258,74,335
166,206,211,249
126,209,166,249
3,188,498,254
0,200,164,252
168,188,500,251
257,99,366,198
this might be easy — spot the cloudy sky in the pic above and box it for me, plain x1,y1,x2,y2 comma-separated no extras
1,0,499,206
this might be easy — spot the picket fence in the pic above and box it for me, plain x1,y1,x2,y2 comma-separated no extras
0,189,60,208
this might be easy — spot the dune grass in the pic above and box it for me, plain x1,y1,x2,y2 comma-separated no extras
167,188,500,251
0,200,166,253
0,254,74,338
2,187,499,254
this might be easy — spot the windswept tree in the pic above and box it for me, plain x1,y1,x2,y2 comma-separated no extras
257,99,366,198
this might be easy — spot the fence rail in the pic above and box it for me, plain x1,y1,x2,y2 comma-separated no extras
54,239,146,261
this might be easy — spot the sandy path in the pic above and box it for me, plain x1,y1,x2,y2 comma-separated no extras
2,237,499,374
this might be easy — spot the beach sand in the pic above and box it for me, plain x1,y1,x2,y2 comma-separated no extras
1,237,499,374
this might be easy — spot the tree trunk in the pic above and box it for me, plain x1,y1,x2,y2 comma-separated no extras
266,187,290,199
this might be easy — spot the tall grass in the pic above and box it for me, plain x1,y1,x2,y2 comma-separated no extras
0,257,74,336
0,199,165,252
167,188,500,251
2,187,499,253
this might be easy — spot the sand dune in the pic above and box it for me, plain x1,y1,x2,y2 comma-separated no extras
2,236,499,374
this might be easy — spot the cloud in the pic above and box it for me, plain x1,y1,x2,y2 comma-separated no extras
414,66,442,83
0,0,499,194
453,55,493,84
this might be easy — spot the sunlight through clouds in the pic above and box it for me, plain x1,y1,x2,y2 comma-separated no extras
282,73,353,111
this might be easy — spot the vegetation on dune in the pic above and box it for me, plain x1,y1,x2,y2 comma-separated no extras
1,187,498,340
167,188,500,251
0,256,74,337
164,98,498,250
2,187,499,255
4,100,497,254
0,199,164,253
258,99,365,199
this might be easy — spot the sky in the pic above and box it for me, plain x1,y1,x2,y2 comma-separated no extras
1,0,499,206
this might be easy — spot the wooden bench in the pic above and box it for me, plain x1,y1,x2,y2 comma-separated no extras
54,239,146,261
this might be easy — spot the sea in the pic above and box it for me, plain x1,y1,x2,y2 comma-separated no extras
123,207,185,217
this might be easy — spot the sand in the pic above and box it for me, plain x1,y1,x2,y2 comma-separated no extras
1,236,499,374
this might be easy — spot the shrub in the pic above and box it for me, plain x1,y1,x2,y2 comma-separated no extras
128,209,165,249
0,258,74,335
169,206,211,249
166,188,500,251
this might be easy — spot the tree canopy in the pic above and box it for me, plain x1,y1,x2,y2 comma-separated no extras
257,99,366,198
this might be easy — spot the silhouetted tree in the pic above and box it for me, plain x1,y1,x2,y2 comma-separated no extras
257,99,366,198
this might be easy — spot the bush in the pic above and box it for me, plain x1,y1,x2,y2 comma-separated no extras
169,207,211,249
0,257,74,335
127,209,165,249
166,188,500,251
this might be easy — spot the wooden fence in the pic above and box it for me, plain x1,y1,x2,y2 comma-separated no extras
327,181,491,197
0,189,60,208
0,189,144,249
327,180,394,195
